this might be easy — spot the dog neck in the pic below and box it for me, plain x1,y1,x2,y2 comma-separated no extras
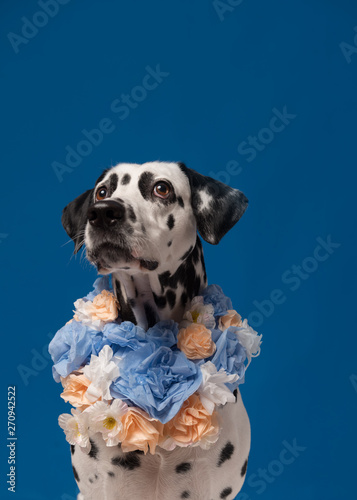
111,237,207,330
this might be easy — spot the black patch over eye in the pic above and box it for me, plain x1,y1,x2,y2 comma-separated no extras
96,187,108,201
153,181,171,199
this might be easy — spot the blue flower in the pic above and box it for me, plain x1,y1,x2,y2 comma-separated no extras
210,327,247,390
85,276,112,301
202,284,233,317
49,321,100,382
145,320,178,348
110,344,202,423
103,322,148,350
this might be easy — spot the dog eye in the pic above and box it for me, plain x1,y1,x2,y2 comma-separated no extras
96,187,108,201
153,181,171,199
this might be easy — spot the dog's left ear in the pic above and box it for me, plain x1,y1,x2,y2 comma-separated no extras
179,163,248,245
61,189,94,253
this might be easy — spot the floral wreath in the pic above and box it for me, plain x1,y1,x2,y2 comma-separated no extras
49,276,262,455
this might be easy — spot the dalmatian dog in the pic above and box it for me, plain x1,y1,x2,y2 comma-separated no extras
61,161,250,500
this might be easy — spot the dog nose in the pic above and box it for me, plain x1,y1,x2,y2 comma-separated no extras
87,200,125,228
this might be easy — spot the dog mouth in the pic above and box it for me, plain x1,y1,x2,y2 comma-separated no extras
87,242,159,273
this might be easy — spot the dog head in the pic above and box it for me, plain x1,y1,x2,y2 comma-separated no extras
62,161,248,274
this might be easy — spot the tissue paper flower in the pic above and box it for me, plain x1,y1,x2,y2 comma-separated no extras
60,372,93,409
177,323,216,360
202,284,233,316
85,276,112,301
198,361,238,414
58,409,90,452
181,296,216,329
119,407,164,454
162,393,220,450
211,327,247,390
235,319,262,361
74,290,119,330
103,321,148,351
145,321,178,348
49,320,99,382
110,344,202,423
83,345,120,402
85,399,128,446
219,310,242,330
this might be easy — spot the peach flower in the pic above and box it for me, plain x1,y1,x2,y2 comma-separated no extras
60,372,94,410
177,323,216,359
219,309,242,330
119,407,164,455
162,394,220,449
73,290,119,329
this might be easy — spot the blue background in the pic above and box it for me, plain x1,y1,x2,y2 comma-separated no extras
1,1,356,499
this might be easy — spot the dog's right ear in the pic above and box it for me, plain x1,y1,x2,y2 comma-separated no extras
61,189,94,253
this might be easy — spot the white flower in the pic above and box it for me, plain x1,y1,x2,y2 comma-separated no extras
73,298,103,330
181,296,216,329
235,319,262,362
198,362,238,414
83,346,120,403
84,400,128,446
58,409,90,452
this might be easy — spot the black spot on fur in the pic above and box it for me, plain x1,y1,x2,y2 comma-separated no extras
145,302,157,328
159,271,171,291
176,462,191,474
233,388,238,401
181,292,188,307
180,245,193,261
159,238,204,300
168,240,172,247
115,280,137,324
138,171,154,200
89,477,93,484
70,444,75,455
241,458,248,476
181,492,190,499
121,173,131,185
177,196,184,208
72,466,80,482
128,205,137,222
167,214,175,230
220,487,233,498
135,287,138,298
191,243,200,264
141,224,146,233
108,471,115,477
108,173,118,195
112,453,141,470
95,169,110,186
153,292,167,309
218,442,235,467
166,290,176,309
140,259,159,271
88,439,98,460
129,298,136,308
